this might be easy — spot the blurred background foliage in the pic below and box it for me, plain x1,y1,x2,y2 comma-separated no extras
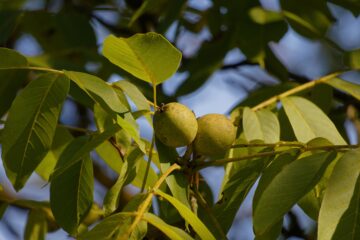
0,0,359,239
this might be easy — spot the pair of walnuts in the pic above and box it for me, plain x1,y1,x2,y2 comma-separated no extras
153,102,236,156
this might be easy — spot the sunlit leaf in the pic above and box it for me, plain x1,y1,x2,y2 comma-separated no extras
65,71,127,113
155,138,190,208
344,49,360,69
2,73,69,190
318,149,360,240
155,189,216,240
142,213,193,240
103,33,181,85
24,209,47,240
243,107,280,143
281,96,346,144
35,127,73,181
253,152,336,235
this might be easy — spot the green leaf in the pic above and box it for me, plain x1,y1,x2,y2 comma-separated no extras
249,7,284,24
24,209,47,240
155,189,216,240
318,149,360,240
280,0,334,38
103,148,143,216
96,141,123,173
2,73,69,190
64,71,127,113
80,212,133,240
103,33,182,85
131,157,158,189
0,202,8,220
0,47,27,68
0,11,23,44
253,151,336,235
103,161,129,216
326,77,360,101
20,11,96,53
281,96,346,144
142,213,193,240
344,49,360,69
212,156,269,235
310,84,333,114
51,123,121,179
117,115,146,154
113,80,150,111
243,107,280,143
113,80,151,123
155,138,190,208
35,127,73,181
50,137,94,235
253,153,298,239
0,48,28,117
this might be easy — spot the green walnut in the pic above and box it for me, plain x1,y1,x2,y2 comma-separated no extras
153,102,198,147
194,113,236,156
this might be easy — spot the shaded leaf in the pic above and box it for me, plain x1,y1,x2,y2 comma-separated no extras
103,148,143,216
280,0,334,38
253,153,298,239
143,213,193,240
326,77,360,101
281,96,346,144
0,47,28,117
212,156,269,235
318,149,360,240
51,124,121,179
103,33,181,85
24,209,47,240
80,212,133,240
243,107,280,143
65,71,127,113
50,137,94,235
253,152,336,235
103,161,129,216
2,73,69,190
155,189,216,240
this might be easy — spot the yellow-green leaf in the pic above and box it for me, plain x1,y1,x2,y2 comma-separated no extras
318,148,360,240
155,189,216,240
103,33,181,85
143,213,193,240
243,107,280,143
281,96,346,144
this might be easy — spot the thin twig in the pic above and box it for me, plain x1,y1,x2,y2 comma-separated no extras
140,135,155,192
195,151,284,170
126,163,181,237
196,144,359,170
58,124,93,133
251,71,344,111
0,66,64,75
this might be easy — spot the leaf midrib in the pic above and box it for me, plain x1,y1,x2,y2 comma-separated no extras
18,75,58,187
123,39,156,85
